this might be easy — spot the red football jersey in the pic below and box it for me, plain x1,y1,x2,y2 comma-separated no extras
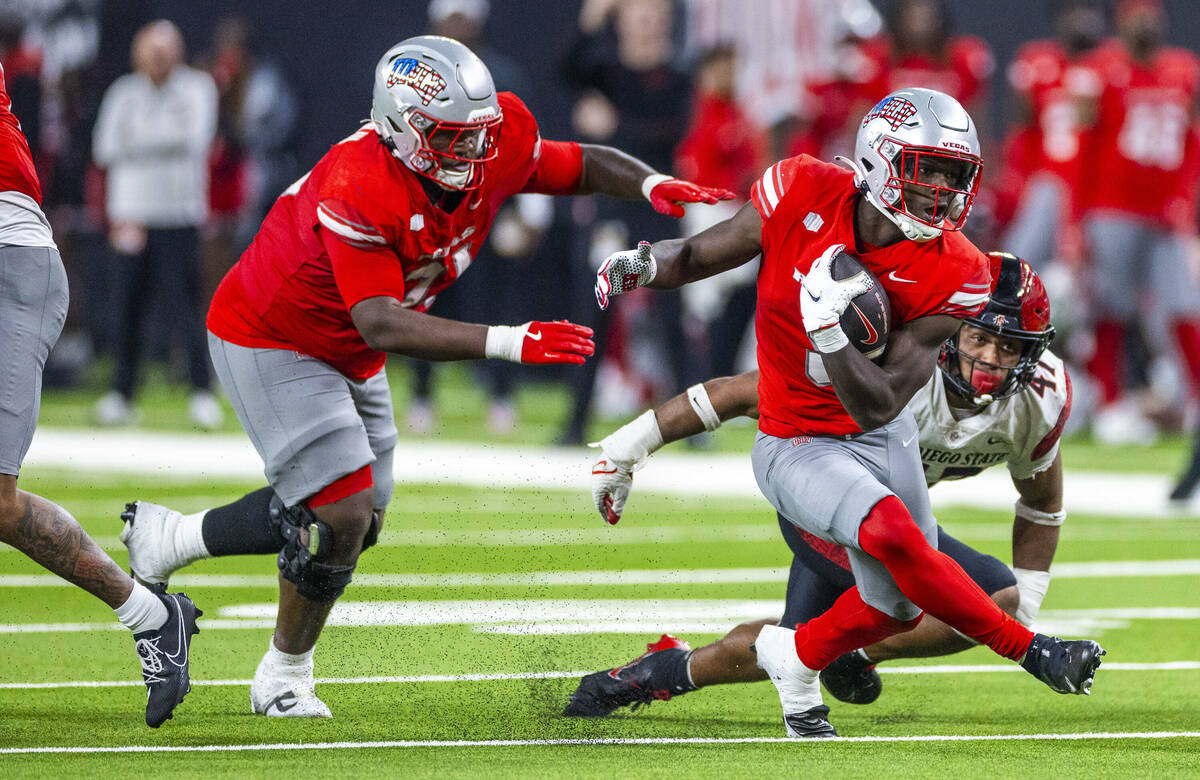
207,92,544,381
750,155,994,438
1007,39,1102,188
1079,40,1200,224
0,62,41,203
857,37,994,109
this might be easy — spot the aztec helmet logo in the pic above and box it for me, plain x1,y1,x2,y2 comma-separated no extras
863,97,919,131
386,58,447,106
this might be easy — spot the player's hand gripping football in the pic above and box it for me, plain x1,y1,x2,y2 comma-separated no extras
644,175,736,218
485,320,595,364
595,241,656,310
590,456,632,525
799,243,874,353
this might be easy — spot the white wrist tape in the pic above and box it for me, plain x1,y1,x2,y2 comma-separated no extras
809,324,849,354
1014,500,1066,527
484,325,524,363
591,409,664,470
1012,567,1052,627
686,383,722,432
640,173,673,201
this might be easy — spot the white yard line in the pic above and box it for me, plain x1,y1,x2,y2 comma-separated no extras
1,732,1197,755
0,662,1195,691
21,428,1200,518
2,559,1198,588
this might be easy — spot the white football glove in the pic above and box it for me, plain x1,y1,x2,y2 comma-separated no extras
799,243,874,353
588,409,663,524
595,241,657,310
591,457,633,526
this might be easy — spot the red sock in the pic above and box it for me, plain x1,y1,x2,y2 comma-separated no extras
1172,319,1200,398
1088,320,1125,405
793,585,921,670
858,496,1033,661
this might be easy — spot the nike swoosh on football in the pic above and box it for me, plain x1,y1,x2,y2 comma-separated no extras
888,270,918,283
851,302,879,345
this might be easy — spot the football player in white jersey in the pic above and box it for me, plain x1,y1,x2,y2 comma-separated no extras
566,251,1072,716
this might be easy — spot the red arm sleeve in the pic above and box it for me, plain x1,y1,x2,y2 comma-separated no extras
521,139,583,195
318,215,408,311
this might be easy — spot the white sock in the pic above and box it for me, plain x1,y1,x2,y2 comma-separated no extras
115,581,169,633
177,510,211,563
266,638,314,670
856,648,875,664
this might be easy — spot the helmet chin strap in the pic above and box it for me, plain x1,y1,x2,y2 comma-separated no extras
835,155,942,243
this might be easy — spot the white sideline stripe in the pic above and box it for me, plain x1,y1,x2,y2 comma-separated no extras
3,559,1199,588
1,662,1196,691
2,732,1198,754
3,602,1200,634
20,428,1200,519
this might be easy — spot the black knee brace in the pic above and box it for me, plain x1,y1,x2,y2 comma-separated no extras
271,500,355,602
362,510,381,551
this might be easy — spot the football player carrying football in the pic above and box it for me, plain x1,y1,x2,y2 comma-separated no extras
118,35,732,719
594,87,1103,737
0,61,200,728
571,252,1074,719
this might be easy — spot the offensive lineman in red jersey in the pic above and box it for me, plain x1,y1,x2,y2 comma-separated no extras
0,64,201,727
118,35,732,718
595,87,1104,736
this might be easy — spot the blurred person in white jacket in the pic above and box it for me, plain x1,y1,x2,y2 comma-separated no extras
92,20,221,429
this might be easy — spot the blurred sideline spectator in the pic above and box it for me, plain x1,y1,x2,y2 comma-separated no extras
1075,0,1200,446
201,14,299,300
674,43,764,379
407,0,553,435
91,20,221,429
683,0,881,160
558,0,693,445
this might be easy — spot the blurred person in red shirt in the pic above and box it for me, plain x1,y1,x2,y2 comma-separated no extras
997,0,1106,270
675,43,766,379
1075,0,1200,445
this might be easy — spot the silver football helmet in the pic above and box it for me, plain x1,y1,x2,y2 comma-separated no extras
837,87,982,242
370,35,502,191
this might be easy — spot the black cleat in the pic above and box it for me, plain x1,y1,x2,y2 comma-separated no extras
1169,461,1200,503
783,705,838,738
819,651,882,704
1021,633,1105,695
564,634,691,717
135,592,201,727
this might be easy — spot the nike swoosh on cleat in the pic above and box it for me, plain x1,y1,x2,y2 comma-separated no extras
268,692,299,713
163,596,187,667
887,270,918,283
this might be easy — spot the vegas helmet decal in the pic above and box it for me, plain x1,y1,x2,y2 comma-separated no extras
386,58,447,106
863,97,919,131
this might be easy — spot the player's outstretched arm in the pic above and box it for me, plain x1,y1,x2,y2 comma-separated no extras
575,144,735,217
591,371,759,524
594,202,762,309
822,313,961,431
1010,452,1064,626
351,297,594,365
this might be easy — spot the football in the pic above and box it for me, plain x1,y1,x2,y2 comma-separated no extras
831,251,891,360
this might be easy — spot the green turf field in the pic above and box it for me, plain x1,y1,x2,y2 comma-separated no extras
1,467,1198,777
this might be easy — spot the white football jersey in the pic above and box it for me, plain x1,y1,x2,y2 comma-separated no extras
910,349,1071,486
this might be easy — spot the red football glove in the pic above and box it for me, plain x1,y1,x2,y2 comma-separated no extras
485,320,595,365
645,175,736,218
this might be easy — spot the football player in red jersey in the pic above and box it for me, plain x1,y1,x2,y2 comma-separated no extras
0,62,201,727
998,0,1105,268
1075,0,1200,435
595,87,1104,737
118,35,733,718
572,254,1074,718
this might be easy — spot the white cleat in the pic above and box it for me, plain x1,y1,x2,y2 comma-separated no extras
188,391,225,430
119,501,205,586
753,624,837,738
250,654,333,718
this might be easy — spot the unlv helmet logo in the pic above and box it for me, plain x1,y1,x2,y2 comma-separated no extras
863,97,919,131
386,58,447,106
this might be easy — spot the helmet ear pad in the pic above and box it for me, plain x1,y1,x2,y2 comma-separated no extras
391,129,418,158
